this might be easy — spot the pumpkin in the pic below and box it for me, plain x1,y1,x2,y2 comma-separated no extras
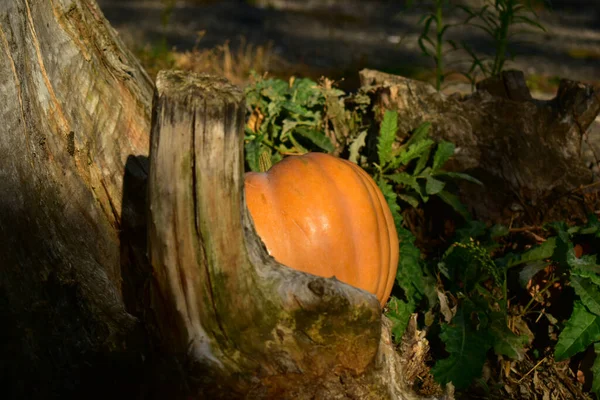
244,152,399,307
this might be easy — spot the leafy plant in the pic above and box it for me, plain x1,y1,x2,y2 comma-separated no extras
410,0,548,90
546,218,600,392
430,298,495,389
244,76,332,171
429,216,600,391
431,234,531,389
244,75,370,171
413,0,462,91
372,110,481,220
160,0,177,31
461,0,547,79
370,110,482,339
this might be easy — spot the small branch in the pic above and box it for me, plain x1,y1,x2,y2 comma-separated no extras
517,357,546,383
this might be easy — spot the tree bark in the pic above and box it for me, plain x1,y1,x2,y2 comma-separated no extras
0,0,153,398
360,69,600,226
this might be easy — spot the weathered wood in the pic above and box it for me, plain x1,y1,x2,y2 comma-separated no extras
147,70,431,399
0,1,441,398
360,69,600,225
0,0,154,397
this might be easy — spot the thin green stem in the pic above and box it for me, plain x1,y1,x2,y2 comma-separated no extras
435,0,444,91
520,276,559,316
492,2,511,75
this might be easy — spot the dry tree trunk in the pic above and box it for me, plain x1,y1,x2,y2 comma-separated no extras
0,0,154,398
147,70,433,400
360,69,600,226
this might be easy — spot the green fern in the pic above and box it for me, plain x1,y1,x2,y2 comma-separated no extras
378,110,398,167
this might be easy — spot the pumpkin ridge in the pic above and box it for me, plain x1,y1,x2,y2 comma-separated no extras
306,154,360,286
351,163,398,306
346,162,388,302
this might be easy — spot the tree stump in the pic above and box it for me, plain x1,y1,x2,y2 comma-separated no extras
360,69,600,226
147,70,432,399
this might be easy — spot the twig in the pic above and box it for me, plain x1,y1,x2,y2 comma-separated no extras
509,225,544,233
517,357,546,383
571,180,600,194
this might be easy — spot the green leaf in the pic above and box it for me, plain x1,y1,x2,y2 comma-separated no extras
377,178,402,232
431,304,493,389
432,141,455,171
489,312,529,360
378,110,398,166
592,343,600,398
396,226,425,300
508,237,556,268
280,119,300,136
295,127,334,153
571,276,600,316
291,78,323,107
398,139,435,166
569,252,600,272
555,301,600,361
398,193,421,208
413,146,432,175
580,215,600,237
571,257,600,286
245,139,263,172
387,172,421,193
435,171,483,186
438,190,470,220
287,133,309,154
386,296,415,341
425,176,446,195
518,260,548,287
513,15,546,32
405,122,432,148
282,100,311,116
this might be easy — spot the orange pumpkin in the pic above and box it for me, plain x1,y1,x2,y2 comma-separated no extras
244,152,399,307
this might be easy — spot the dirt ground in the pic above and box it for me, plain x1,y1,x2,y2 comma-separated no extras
98,0,599,82
97,0,600,173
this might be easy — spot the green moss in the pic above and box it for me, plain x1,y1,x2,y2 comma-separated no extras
291,297,379,345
